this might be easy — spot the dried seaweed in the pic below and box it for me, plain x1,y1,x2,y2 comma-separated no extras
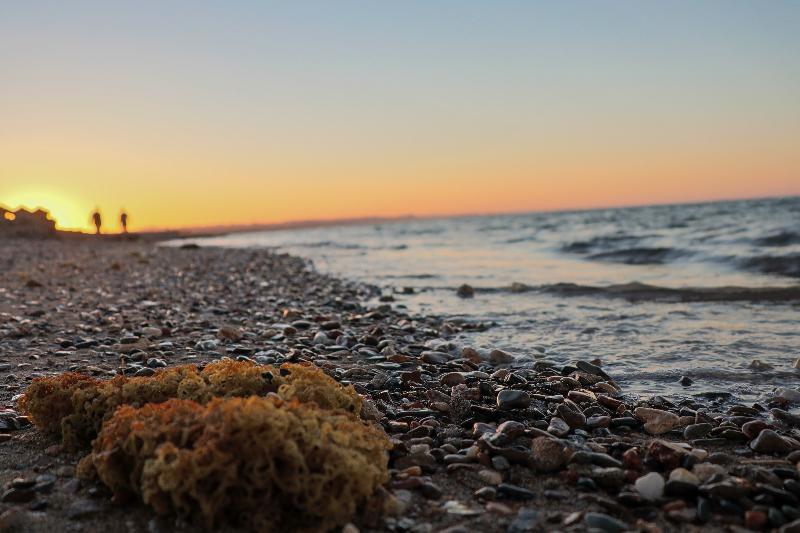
79,396,390,532
20,360,361,448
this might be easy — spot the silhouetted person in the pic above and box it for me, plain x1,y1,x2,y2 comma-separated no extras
120,210,129,233
91,209,102,235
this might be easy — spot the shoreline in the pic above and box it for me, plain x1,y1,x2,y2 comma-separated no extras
1,238,800,532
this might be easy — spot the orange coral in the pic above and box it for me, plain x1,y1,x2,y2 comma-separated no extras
279,362,362,416
81,396,391,532
20,360,365,449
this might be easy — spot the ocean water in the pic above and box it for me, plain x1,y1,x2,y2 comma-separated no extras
168,197,800,403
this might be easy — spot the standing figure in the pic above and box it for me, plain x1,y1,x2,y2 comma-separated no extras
120,210,129,233
91,209,102,235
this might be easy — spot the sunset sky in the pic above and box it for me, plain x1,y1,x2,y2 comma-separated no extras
1,1,798,232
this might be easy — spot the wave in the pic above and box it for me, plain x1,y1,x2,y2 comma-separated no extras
740,253,800,279
467,281,800,303
587,247,688,265
561,234,647,255
295,241,366,250
754,231,800,247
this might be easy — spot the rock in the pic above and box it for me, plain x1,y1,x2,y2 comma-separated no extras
67,499,104,519
646,440,690,469
420,351,449,364
742,420,771,439
497,390,530,410
492,456,511,471
0,508,33,532
0,488,35,503
634,407,680,435
456,284,475,298
776,388,800,403
217,325,243,341
507,508,540,532
746,510,768,530
678,376,693,386
530,437,569,472
669,468,700,486
556,401,586,429
547,417,570,437
634,472,664,501
773,408,800,427
489,349,514,364
395,452,437,471
780,518,800,533
591,467,625,489
478,469,503,485
585,512,628,533
684,423,712,440
440,372,466,386
575,361,611,380
497,483,536,500
750,429,794,454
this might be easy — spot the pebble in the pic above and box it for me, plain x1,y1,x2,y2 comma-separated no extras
489,349,514,364
496,483,537,500
496,390,530,409
507,508,540,532
456,284,475,298
530,437,569,472
584,512,628,533
751,429,794,454
547,417,570,437
634,407,680,435
684,422,712,440
67,499,105,519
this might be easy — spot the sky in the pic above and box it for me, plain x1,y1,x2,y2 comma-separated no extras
1,1,799,232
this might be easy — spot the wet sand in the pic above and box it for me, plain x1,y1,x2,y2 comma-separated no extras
1,238,800,532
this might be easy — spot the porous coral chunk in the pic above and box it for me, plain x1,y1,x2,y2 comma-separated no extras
280,362,362,415
81,396,391,532
20,360,365,449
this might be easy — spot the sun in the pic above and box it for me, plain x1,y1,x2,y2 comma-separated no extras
1,187,91,232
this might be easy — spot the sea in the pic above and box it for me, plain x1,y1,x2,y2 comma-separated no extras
167,196,800,404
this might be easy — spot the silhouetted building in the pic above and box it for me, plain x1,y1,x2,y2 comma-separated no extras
0,206,57,237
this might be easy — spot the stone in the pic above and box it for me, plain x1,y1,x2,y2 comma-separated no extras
742,420,771,439
497,483,536,500
507,509,540,533
489,349,514,364
547,417,570,437
556,401,586,429
497,390,530,410
217,325,243,341
684,423,712,440
420,351,449,364
440,372,466,386
67,499,104,519
669,468,700,486
584,512,628,533
780,518,800,533
751,429,794,454
530,437,569,472
456,284,475,298
634,407,680,435
746,510,768,530
634,472,665,501
478,469,503,485
0,508,33,532
776,388,800,403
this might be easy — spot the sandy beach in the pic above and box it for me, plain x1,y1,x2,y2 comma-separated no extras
1,237,799,532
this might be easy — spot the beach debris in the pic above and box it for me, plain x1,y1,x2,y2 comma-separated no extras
634,407,680,435
456,284,475,298
19,360,361,448
77,396,390,531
